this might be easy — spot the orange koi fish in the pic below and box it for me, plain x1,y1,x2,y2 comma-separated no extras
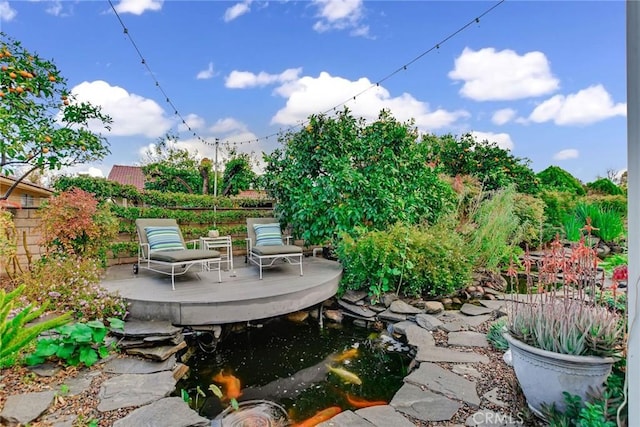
345,393,387,409
212,371,243,400
292,406,342,427
332,347,359,363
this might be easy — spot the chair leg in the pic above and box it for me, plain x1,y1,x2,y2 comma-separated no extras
171,265,176,290
218,260,222,283
299,255,304,276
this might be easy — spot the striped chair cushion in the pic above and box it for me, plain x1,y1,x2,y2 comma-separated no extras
145,226,185,251
253,223,284,246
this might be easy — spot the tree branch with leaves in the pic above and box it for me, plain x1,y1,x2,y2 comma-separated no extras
0,33,111,200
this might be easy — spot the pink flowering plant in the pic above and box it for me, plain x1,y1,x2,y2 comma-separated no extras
19,256,127,321
506,221,625,357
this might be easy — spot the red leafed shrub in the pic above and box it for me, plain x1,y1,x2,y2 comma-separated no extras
38,188,118,261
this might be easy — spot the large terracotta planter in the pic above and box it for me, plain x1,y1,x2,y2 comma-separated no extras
503,332,615,418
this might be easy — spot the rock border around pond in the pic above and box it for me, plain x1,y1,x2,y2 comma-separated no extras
1,292,532,427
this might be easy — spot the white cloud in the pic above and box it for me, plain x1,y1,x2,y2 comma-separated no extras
492,108,517,125
85,167,105,177
553,149,579,160
225,68,302,89
114,0,162,15
312,0,369,37
449,47,560,101
45,1,63,17
178,113,205,132
528,84,626,125
224,0,252,22
57,165,106,179
71,80,173,138
196,62,215,80
271,71,469,131
210,117,248,134
470,131,514,151
0,1,17,21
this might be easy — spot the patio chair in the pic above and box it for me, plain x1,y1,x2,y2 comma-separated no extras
245,217,303,279
134,218,222,290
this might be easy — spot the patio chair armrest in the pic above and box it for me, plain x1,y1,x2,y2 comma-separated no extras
184,239,198,249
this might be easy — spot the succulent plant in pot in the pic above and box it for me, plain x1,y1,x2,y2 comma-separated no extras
503,224,626,419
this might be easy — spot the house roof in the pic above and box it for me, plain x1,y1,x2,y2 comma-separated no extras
0,176,54,197
107,165,146,190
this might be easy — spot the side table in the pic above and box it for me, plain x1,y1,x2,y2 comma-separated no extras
199,236,233,271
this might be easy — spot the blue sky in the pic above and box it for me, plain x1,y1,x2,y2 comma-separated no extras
0,0,627,183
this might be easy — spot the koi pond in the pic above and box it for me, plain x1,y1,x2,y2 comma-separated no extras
175,316,411,426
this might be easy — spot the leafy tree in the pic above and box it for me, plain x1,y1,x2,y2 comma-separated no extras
262,108,455,246
199,157,212,195
424,133,540,194
537,165,585,195
141,133,204,194
221,150,256,196
586,178,624,196
0,33,111,201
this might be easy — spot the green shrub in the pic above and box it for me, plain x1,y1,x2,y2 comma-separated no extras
401,221,473,297
586,178,624,196
54,175,141,203
337,222,472,300
538,189,582,227
53,175,270,208
26,317,124,368
1,285,72,368
537,166,585,195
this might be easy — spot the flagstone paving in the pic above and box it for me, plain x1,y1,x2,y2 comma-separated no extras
1,301,518,427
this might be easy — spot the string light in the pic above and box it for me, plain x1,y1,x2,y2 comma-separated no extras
107,0,215,148
108,0,505,149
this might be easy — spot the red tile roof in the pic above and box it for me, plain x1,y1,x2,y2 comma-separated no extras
107,165,146,190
